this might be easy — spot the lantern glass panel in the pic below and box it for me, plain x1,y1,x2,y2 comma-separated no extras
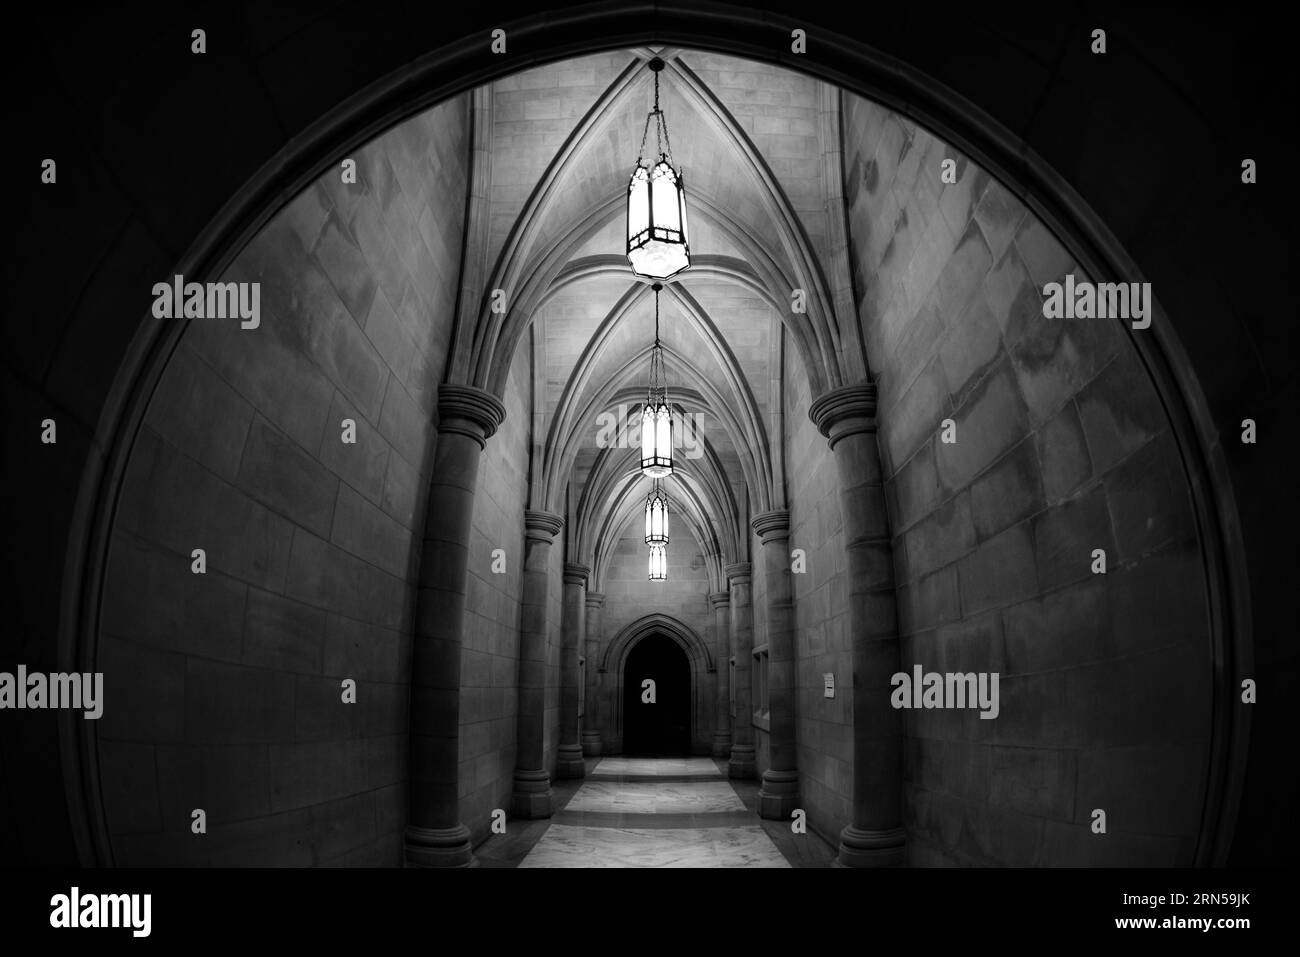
640,405,656,463
651,161,681,233
628,167,650,243
648,544,667,581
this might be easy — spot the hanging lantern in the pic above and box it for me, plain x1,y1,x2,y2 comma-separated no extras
626,57,690,282
648,543,668,582
644,479,669,546
640,283,673,477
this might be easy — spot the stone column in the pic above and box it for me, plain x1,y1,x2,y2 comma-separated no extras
557,562,589,778
708,591,732,758
809,383,904,867
753,509,799,818
582,592,605,756
725,562,756,779
406,384,505,867
511,509,563,818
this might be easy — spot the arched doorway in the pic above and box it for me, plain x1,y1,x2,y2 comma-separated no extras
622,634,692,757
603,613,714,756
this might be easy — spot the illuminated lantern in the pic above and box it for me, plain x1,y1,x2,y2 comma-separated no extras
626,57,690,282
644,479,669,546
648,543,668,582
640,283,673,477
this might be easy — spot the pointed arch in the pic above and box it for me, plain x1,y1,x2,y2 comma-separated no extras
602,613,714,675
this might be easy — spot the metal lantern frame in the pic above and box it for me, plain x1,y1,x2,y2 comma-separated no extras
648,543,668,581
640,283,673,477
644,478,669,546
626,57,691,282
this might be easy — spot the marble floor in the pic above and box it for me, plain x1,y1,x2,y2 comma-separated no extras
518,823,789,868
589,757,723,777
473,756,835,868
562,780,746,814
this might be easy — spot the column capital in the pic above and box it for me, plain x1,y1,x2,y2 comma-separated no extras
585,591,606,609
563,562,591,585
724,561,752,585
523,509,564,542
708,591,731,609
808,382,877,450
750,508,791,542
437,384,507,449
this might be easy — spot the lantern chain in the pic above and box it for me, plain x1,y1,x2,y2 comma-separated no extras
636,63,676,165
654,283,660,345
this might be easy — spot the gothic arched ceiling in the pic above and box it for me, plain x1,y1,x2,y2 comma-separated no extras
458,48,860,584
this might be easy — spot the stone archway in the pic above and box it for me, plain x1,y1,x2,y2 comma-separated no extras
57,4,1251,868
601,614,715,756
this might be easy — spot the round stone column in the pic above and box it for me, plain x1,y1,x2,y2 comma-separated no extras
511,509,563,818
557,562,589,778
708,591,732,758
809,383,904,867
753,509,799,819
725,562,756,779
582,592,605,756
406,384,505,868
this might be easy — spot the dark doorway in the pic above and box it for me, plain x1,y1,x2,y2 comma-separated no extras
622,634,691,756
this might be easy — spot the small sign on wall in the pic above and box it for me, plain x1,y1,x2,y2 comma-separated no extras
823,673,834,698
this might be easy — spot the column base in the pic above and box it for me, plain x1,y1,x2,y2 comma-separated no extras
711,732,732,759
581,731,602,756
511,769,554,819
556,744,586,779
837,824,906,867
728,745,756,780
758,769,800,820
404,823,475,868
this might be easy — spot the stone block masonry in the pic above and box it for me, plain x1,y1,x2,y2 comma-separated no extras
834,91,1211,866
93,95,472,867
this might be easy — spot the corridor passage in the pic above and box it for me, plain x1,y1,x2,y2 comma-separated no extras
28,39,1260,874
482,758,833,867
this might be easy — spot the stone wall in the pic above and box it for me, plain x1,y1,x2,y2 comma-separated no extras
94,96,471,866
840,93,1212,865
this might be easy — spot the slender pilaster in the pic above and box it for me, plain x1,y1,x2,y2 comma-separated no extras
557,562,589,778
582,592,606,755
406,384,505,867
809,383,904,867
511,509,564,818
725,562,756,779
708,592,732,758
753,509,799,819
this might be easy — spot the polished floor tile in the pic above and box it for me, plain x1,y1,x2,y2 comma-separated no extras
478,757,835,868
518,824,792,868
563,781,745,813
591,757,723,778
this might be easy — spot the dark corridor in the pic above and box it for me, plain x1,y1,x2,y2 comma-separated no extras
622,635,691,756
